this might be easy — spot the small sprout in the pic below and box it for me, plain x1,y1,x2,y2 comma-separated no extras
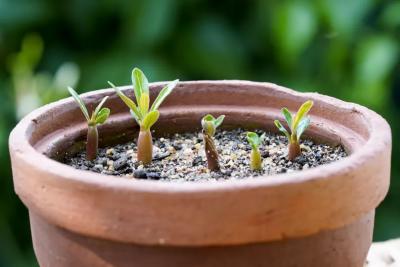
274,100,313,160
201,114,225,171
68,87,110,161
108,68,179,165
246,132,265,171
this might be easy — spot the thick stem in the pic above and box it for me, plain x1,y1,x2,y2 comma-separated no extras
137,129,153,165
288,141,301,161
203,131,220,171
86,125,98,161
250,149,262,170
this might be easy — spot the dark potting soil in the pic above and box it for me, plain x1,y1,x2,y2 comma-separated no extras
63,129,347,182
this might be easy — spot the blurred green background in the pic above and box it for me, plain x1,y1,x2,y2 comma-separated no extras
1,0,399,266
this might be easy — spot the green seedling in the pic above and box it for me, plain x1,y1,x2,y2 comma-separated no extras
274,100,313,160
68,87,110,161
201,114,225,171
108,68,178,165
246,132,265,171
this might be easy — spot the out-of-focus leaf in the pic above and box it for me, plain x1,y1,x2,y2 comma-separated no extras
380,2,400,29
355,35,398,85
53,62,80,90
176,16,246,78
353,35,399,107
271,1,317,65
129,0,176,46
318,0,375,40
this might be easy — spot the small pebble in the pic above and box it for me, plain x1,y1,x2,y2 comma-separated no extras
154,152,170,161
147,172,161,180
134,169,147,179
261,150,270,158
192,156,203,166
114,156,128,170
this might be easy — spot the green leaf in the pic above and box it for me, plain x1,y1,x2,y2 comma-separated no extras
142,110,160,130
91,96,109,121
293,100,313,131
130,110,140,125
95,108,110,125
296,117,310,141
139,93,150,116
203,114,215,122
132,68,149,104
274,120,290,139
150,79,178,112
214,115,225,128
247,132,261,149
68,86,90,121
281,108,293,130
108,81,142,121
201,114,216,136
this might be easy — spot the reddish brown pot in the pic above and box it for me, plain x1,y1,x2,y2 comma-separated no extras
9,81,391,267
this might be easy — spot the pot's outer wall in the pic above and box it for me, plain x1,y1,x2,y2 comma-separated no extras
9,81,391,246
30,211,374,267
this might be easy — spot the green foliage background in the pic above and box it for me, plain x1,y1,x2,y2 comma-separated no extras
1,0,399,265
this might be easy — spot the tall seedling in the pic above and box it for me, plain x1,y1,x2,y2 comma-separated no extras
201,114,225,171
274,100,313,160
109,68,178,165
68,87,110,161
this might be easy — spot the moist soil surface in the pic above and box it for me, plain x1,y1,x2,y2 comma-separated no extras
64,129,347,182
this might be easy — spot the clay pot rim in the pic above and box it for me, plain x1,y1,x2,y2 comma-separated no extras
10,80,390,193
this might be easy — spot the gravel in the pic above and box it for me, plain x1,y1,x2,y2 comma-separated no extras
63,129,347,182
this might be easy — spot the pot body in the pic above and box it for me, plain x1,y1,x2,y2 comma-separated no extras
31,211,374,267
9,81,391,267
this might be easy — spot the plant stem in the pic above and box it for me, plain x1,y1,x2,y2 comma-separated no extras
137,128,153,165
86,125,98,161
203,130,219,171
288,141,301,161
250,149,262,170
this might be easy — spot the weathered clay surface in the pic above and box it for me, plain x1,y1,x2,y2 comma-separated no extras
9,81,392,266
30,211,374,267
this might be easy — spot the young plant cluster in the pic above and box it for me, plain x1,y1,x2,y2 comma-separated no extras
68,68,178,163
68,67,313,174
199,100,313,172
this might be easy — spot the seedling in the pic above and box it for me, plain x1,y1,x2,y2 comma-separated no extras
201,114,225,171
68,87,110,161
246,132,265,171
108,68,178,165
274,100,313,160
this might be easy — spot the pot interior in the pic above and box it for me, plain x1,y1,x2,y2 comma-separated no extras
28,82,368,161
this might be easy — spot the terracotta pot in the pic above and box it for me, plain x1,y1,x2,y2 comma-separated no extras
9,81,391,267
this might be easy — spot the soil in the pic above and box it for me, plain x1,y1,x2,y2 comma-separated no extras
63,129,347,182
